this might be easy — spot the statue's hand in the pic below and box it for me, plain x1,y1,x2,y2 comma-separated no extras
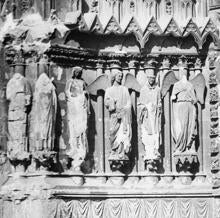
171,95,176,100
123,124,128,134
25,95,31,106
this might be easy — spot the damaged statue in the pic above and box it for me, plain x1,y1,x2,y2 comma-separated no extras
138,70,161,171
6,72,32,164
65,66,89,171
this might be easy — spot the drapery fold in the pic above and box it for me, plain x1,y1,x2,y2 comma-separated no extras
47,198,211,218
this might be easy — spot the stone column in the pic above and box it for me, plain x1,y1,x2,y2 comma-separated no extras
96,61,105,173
160,57,172,173
164,90,172,173
159,57,171,87
0,47,8,153
128,60,138,173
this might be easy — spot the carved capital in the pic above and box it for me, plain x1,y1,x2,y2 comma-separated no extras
144,0,156,8
128,60,138,69
106,0,119,6
181,0,194,7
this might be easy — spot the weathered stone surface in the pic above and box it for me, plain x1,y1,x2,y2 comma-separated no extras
1,0,220,217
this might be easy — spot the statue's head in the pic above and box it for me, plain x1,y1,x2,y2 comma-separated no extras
147,70,156,86
36,73,51,87
72,67,83,79
111,69,123,85
0,151,7,165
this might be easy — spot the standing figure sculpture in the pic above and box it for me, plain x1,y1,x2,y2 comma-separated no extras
104,70,132,162
162,69,205,171
88,68,140,172
138,71,161,171
65,67,89,171
171,70,197,154
6,72,32,160
32,73,57,151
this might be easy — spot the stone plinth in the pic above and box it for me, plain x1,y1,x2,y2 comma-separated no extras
0,173,217,218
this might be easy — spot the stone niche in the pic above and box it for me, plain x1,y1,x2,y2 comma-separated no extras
1,0,220,217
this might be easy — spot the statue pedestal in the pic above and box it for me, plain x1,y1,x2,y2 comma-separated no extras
8,151,31,173
64,171,84,186
108,173,125,186
84,174,107,186
137,173,160,188
31,151,57,172
144,158,161,173
108,156,129,186
173,151,199,174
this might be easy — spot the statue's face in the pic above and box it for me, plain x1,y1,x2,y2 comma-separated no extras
115,71,123,84
147,76,155,86
0,154,6,165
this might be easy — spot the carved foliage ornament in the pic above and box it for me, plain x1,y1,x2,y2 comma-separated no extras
144,0,157,8
164,18,182,36
181,0,195,7
104,16,122,34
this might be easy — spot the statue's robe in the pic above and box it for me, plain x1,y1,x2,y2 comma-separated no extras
139,84,161,160
32,73,57,151
6,73,31,151
171,79,197,153
65,78,88,164
105,85,132,159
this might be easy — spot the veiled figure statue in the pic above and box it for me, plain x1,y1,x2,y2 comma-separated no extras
65,67,89,171
162,69,205,155
138,70,161,170
32,73,57,151
104,70,132,161
6,72,32,159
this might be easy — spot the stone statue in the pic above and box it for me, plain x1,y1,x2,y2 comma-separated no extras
32,73,57,151
162,70,206,155
0,151,11,185
138,70,161,170
65,66,89,171
71,0,81,11
171,71,197,154
6,72,31,159
87,68,140,171
104,70,132,161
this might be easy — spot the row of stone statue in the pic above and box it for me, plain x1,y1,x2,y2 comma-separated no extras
6,65,205,172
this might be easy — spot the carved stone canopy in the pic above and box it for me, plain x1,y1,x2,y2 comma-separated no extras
66,13,219,49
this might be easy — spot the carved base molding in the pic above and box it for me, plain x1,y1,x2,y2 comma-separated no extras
1,172,211,189
0,174,219,218
0,180,218,218
0,196,216,218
